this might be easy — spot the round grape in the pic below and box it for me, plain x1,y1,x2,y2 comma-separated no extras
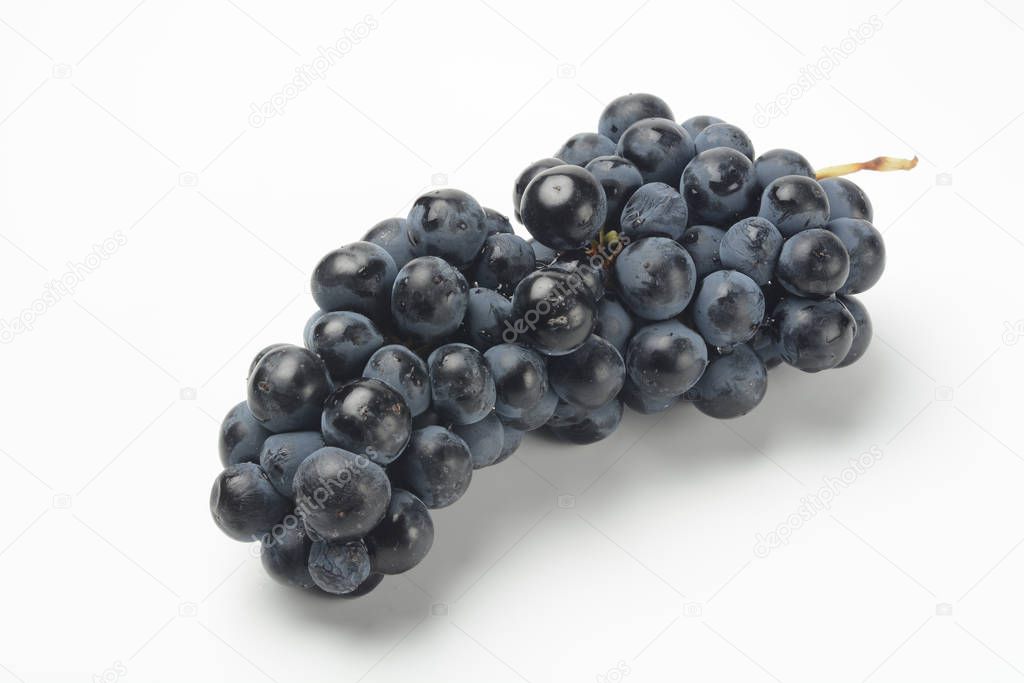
548,399,623,444
406,188,487,267
688,343,767,419
555,132,617,166
693,270,765,347
307,311,383,383
292,446,391,541
599,93,674,142
391,256,469,343
758,175,830,237
311,241,397,316
719,217,784,286
218,401,271,467
308,539,372,595
509,268,597,355
322,379,412,465
473,233,535,294
773,296,857,372
427,343,496,425
753,149,814,190
362,217,423,269
826,218,885,294
681,147,759,225
389,426,473,508
820,177,873,222
514,158,563,223
679,225,725,279
365,489,434,574
484,343,549,414
548,335,625,409
613,236,696,320
452,412,505,469
619,182,689,240
626,321,708,398
261,521,316,589
362,344,431,417
694,122,754,159
585,155,643,230
210,462,292,542
247,344,329,433
837,294,872,367
259,431,325,498
776,228,851,298
520,164,607,251
616,117,696,185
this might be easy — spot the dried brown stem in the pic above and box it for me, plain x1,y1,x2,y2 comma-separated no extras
815,155,918,180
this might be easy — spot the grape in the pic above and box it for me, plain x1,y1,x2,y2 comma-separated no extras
307,311,383,383
751,328,783,370
620,378,678,415
826,218,885,294
362,217,423,269
308,539,372,595
412,407,444,431
682,147,759,225
210,462,292,541
693,270,765,347
322,379,412,465
679,225,726,278
311,241,397,317
694,122,754,160
427,343,496,425
509,268,597,355
513,158,563,223
365,489,434,574
613,236,696,320
626,321,708,398
520,164,607,251
218,401,271,466
837,294,872,367
494,425,524,464
529,238,558,266
548,251,606,301
555,132,617,166
452,412,505,468
547,335,625,409
293,446,391,541
261,521,316,589
247,344,329,433
776,228,851,298
594,297,634,353
482,207,514,236
719,217,784,285
548,399,623,444
362,344,431,417
773,296,857,372
820,177,873,222
406,189,487,267
463,287,512,351
497,386,559,430
758,175,830,237
259,431,325,497
680,115,725,139
473,233,535,294
301,315,323,351
388,426,473,508
688,343,767,419
391,256,469,343
616,117,696,185
546,398,588,429
753,149,814,190
585,155,643,230
599,93,674,142
619,182,688,240
484,343,549,414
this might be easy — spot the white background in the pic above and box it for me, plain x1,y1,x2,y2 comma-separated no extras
1,0,1022,681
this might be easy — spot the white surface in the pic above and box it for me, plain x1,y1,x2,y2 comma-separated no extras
1,1,1022,681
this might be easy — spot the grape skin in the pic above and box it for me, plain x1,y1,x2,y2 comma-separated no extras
614,237,697,320
826,218,885,294
555,132,617,166
391,256,469,343
616,118,696,186
688,343,767,419
547,335,626,409
693,270,766,348
388,426,474,509
719,217,784,286
362,344,431,417
694,123,755,160
619,182,689,241
599,93,674,142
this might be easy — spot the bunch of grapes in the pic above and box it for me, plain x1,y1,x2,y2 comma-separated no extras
211,92,902,598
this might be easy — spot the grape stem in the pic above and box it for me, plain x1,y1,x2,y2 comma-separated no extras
815,155,918,180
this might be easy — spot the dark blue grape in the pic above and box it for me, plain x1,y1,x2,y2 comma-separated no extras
311,241,397,317
773,297,857,372
679,224,726,278
452,412,505,469
514,158,563,223
820,177,873,222
547,335,625,409
482,207,514,236
406,189,487,267
218,401,271,466
261,520,316,589
363,344,431,417
548,399,623,444
837,295,872,367
509,268,597,355
520,165,607,251
719,217,784,286
626,321,708,398
688,343,767,419
484,343,549,414
599,93,673,141
389,426,473,508
594,297,634,353
473,233,535,294
427,343,496,425
334,572,384,599
694,123,754,160
529,238,558,266
247,344,329,433
210,462,292,542
585,155,643,230
693,270,765,348
365,488,434,574
826,218,885,294
307,311,383,383
546,398,588,429
776,228,850,298
681,147,759,226
620,378,678,414
680,115,724,140
464,287,512,351
751,327,783,370
613,236,696,320
758,175,830,237
308,539,372,595
259,431,325,498
616,118,696,186
619,182,689,240
494,425,524,464
753,149,814,190
322,379,412,465
555,132,617,166
548,251,606,301
293,446,391,541
362,217,423,269
497,386,558,431
301,314,323,351
391,256,469,343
